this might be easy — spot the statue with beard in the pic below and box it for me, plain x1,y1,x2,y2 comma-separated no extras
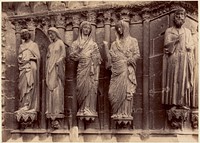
162,7,194,110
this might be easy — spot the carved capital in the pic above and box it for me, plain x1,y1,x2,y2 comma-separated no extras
12,20,22,34
167,108,189,129
55,14,66,29
104,11,112,25
87,11,97,25
2,13,8,31
130,12,142,23
120,9,131,22
191,110,198,129
141,8,151,20
72,14,80,28
15,109,37,129
26,18,35,31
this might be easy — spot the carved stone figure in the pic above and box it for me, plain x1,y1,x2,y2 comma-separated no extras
162,7,194,110
46,27,66,128
15,29,40,127
70,21,101,119
107,20,140,121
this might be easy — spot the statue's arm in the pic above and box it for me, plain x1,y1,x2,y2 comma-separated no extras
128,39,140,67
186,29,194,51
57,41,66,63
164,29,179,54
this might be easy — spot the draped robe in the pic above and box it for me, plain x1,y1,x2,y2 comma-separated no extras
162,27,194,107
70,23,101,116
18,40,40,112
109,35,140,118
46,39,66,119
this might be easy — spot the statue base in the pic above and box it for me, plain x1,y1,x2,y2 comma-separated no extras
46,114,65,129
191,110,198,129
15,109,37,129
113,117,133,125
77,115,97,121
167,108,189,130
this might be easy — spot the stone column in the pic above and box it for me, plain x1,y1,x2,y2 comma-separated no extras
55,14,66,41
27,18,35,40
102,10,112,130
87,11,97,41
14,20,22,54
72,14,80,41
141,8,151,130
65,14,80,129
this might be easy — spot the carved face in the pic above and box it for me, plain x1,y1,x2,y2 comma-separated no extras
115,23,123,36
174,10,186,28
82,24,91,36
21,31,31,41
48,31,57,41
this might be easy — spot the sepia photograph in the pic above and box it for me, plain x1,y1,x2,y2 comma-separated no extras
1,1,198,142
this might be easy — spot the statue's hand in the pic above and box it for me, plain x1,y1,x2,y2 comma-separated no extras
103,41,108,46
186,45,191,52
127,94,133,101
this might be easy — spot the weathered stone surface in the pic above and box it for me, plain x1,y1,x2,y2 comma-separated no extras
2,129,12,142
5,98,18,112
150,110,166,129
152,36,164,55
32,2,48,13
4,65,18,81
4,113,18,129
133,109,143,129
135,76,143,93
150,15,169,42
16,2,32,15
2,80,18,98
133,93,143,108
22,134,36,142
115,134,132,142
5,49,18,66
65,31,73,46
52,134,70,142
136,58,143,77
130,24,143,57
150,92,164,110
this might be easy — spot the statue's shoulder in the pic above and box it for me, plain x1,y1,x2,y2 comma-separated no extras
129,36,138,42
165,27,173,32
184,27,192,34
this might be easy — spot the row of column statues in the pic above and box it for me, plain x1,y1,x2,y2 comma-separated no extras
15,7,198,129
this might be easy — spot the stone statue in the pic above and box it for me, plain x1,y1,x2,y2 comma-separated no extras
15,29,40,126
46,27,66,128
106,20,140,120
162,7,194,110
191,25,198,109
70,21,101,118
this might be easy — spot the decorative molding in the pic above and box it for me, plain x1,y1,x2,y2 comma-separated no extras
141,8,151,20
55,14,65,29
15,109,37,129
167,108,189,130
26,18,35,31
72,14,80,28
103,10,112,25
120,9,131,22
7,1,198,23
12,20,22,34
87,11,97,25
130,12,142,24
191,110,198,129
